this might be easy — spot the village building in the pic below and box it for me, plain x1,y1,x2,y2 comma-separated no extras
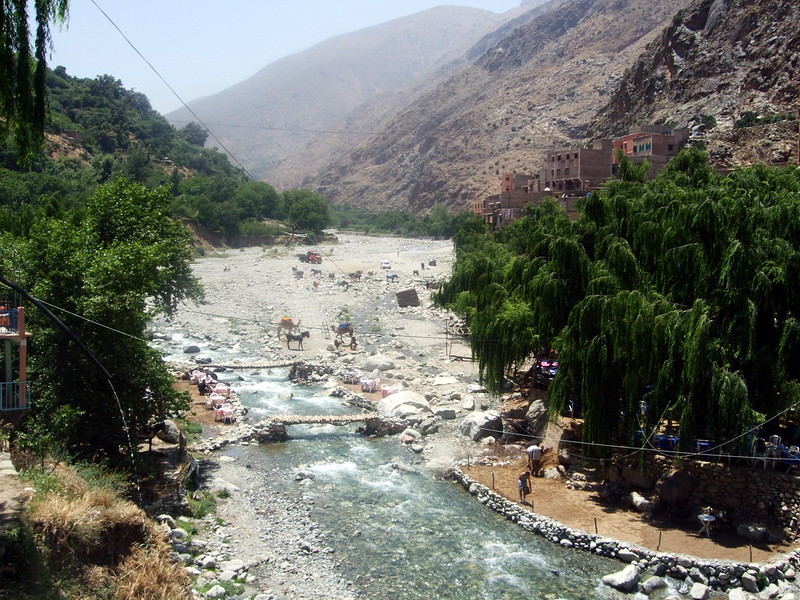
474,126,691,228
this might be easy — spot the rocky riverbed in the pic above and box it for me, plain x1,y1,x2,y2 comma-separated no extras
149,234,494,599
149,234,800,600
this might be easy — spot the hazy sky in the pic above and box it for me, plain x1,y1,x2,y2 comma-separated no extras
49,0,522,115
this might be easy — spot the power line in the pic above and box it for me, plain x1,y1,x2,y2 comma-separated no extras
88,0,256,180
168,119,382,136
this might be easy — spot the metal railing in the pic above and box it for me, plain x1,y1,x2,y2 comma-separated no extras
0,381,30,411
0,306,19,333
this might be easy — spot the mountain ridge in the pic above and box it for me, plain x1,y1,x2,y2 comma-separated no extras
166,5,517,183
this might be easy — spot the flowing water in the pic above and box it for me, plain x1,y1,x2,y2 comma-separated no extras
159,333,626,599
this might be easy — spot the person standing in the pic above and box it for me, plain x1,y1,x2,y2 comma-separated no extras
518,471,531,504
527,443,543,477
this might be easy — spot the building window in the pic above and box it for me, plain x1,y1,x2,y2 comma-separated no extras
565,168,570,176
668,144,674,151
556,168,561,176
574,153,578,159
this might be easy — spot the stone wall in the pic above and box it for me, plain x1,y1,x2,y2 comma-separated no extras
612,455,800,533
452,467,800,594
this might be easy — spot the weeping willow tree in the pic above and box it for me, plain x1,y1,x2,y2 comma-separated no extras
0,0,69,164
436,148,800,456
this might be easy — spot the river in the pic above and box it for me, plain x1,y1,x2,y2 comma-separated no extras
156,330,633,600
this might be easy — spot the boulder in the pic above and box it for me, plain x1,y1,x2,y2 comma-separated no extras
205,585,226,599
525,399,548,436
361,354,395,371
459,411,502,442
689,582,709,600
621,463,655,490
209,478,240,494
434,407,457,420
377,390,432,421
737,522,768,543
740,572,759,593
639,575,667,594
417,417,439,435
183,345,201,354
629,491,655,515
433,374,458,386
602,564,641,592
156,420,182,444
655,469,696,505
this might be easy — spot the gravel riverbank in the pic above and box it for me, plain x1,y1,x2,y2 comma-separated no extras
150,234,489,599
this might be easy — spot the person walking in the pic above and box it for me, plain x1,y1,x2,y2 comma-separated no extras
518,471,531,504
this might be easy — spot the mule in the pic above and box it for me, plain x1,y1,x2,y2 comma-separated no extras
286,330,310,350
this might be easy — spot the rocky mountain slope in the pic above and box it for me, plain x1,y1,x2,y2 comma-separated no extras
305,0,690,212
589,0,800,170
165,6,517,184
309,0,799,213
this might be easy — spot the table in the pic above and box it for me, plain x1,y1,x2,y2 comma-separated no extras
698,514,716,537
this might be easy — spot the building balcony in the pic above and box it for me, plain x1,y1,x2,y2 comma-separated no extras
0,306,19,335
0,381,30,411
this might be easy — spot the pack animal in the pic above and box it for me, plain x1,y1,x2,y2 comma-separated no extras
278,317,301,338
334,322,353,340
286,330,310,350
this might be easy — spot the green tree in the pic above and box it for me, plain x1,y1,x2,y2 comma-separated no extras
179,121,208,147
283,189,329,233
4,178,203,457
435,149,800,456
0,0,69,163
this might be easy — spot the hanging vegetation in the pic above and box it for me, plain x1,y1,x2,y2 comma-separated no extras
435,148,800,455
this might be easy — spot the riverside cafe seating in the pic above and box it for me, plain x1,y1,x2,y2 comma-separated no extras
634,430,800,472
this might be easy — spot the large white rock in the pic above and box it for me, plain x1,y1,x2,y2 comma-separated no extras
377,390,432,420
362,354,395,371
602,564,641,592
459,411,502,441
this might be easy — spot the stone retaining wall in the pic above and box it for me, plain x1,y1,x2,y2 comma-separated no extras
614,455,800,531
452,467,800,594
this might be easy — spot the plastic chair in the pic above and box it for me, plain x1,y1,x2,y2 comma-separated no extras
751,438,771,469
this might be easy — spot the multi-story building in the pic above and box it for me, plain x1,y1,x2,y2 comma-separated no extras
473,125,691,227
612,125,690,174
543,139,614,194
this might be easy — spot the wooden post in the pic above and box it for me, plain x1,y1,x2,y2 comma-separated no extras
749,545,753,563
491,472,495,490
657,531,662,552
594,517,598,534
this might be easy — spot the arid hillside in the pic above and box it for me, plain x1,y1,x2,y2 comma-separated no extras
305,0,689,212
165,5,519,184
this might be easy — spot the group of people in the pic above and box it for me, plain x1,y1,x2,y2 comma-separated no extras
518,442,548,504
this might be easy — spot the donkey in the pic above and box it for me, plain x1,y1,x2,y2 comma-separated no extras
286,330,310,350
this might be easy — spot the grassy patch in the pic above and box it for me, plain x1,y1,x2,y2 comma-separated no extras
187,490,217,518
175,417,203,444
